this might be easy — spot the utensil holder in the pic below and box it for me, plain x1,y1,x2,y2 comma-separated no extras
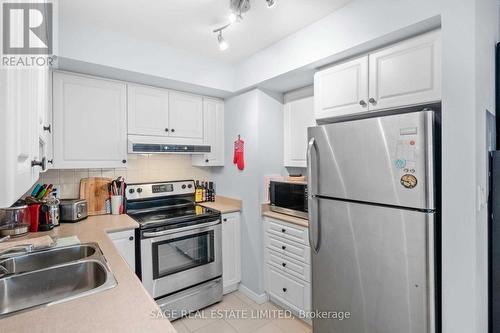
111,196,123,215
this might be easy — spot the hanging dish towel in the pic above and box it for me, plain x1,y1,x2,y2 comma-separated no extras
233,137,245,170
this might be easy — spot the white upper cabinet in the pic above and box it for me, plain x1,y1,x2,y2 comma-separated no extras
52,72,128,169
314,56,369,120
192,98,225,167
128,84,169,136
368,30,441,111
314,30,441,121
284,95,315,168
0,66,49,207
168,92,203,140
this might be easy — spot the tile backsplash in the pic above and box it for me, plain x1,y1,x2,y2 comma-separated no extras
36,154,212,199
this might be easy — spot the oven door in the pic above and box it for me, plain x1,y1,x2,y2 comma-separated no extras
140,218,222,298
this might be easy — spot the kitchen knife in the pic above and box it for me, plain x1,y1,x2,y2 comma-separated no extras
41,184,53,200
34,184,47,198
31,184,42,197
36,185,48,199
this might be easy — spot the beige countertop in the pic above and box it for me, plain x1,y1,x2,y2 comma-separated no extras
261,204,309,228
0,214,176,333
201,196,242,214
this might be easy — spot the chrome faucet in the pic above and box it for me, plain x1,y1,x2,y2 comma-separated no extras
0,244,34,260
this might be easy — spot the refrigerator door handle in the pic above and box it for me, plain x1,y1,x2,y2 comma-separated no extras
307,137,320,253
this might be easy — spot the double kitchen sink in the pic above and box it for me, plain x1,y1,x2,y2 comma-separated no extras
0,243,117,317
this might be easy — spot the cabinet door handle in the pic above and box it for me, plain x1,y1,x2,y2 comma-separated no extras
122,159,127,164
129,236,134,241
359,100,367,107
223,218,227,222
281,228,286,233
171,129,175,133
205,159,209,163
43,124,51,133
368,98,377,105
31,158,46,171
282,262,287,267
282,245,286,250
165,128,169,132
47,159,53,165
282,288,287,292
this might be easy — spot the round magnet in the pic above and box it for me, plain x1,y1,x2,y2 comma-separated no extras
400,174,417,189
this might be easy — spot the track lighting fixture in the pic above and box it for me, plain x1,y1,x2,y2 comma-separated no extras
214,0,277,50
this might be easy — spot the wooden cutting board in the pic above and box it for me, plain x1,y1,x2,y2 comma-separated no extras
79,177,112,216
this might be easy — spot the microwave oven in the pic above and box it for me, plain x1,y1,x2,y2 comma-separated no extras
269,181,308,219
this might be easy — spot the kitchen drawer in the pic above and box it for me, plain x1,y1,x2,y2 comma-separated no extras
266,265,311,312
265,234,311,264
264,217,309,246
265,248,311,283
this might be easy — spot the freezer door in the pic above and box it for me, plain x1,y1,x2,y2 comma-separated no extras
307,110,435,209
310,198,435,333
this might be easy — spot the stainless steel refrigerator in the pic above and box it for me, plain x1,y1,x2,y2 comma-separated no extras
307,109,438,333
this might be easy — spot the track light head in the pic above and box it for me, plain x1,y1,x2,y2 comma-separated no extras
266,0,276,8
217,32,229,51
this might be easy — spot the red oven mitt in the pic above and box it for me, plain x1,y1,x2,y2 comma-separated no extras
233,138,245,171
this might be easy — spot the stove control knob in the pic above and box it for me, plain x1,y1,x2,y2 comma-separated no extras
182,184,186,189
137,188,143,193
129,188,135,194
188,184,193,189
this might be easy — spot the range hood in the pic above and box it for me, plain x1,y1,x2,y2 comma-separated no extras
128,136,210,154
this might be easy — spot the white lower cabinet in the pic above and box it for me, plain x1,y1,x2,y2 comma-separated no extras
263,217,311,316
266,265,311,312
222,212,241,294
108,229,136,271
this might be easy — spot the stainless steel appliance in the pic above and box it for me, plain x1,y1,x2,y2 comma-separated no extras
126,180,222,320
59,199,88,222
269,181,308,219
127,138,211,154
307,108,439,333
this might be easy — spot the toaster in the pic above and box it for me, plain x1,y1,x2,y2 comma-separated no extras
59,199,88,222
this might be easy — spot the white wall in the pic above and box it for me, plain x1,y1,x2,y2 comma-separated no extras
474,0,499,331
212,89,284,295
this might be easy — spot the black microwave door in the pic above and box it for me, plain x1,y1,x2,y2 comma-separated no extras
270,182,307,212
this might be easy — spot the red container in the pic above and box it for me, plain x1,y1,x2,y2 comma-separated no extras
28,204,41,232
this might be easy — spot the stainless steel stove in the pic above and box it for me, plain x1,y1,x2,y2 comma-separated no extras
126,180,222,320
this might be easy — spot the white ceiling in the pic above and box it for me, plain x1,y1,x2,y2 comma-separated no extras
60,0,352,64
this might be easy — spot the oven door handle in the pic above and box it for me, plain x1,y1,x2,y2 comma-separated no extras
142,220,220,238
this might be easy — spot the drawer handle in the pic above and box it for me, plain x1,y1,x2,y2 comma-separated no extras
282,245,286,250
281,228,286,233
282,288,287,293
282,262,287,267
